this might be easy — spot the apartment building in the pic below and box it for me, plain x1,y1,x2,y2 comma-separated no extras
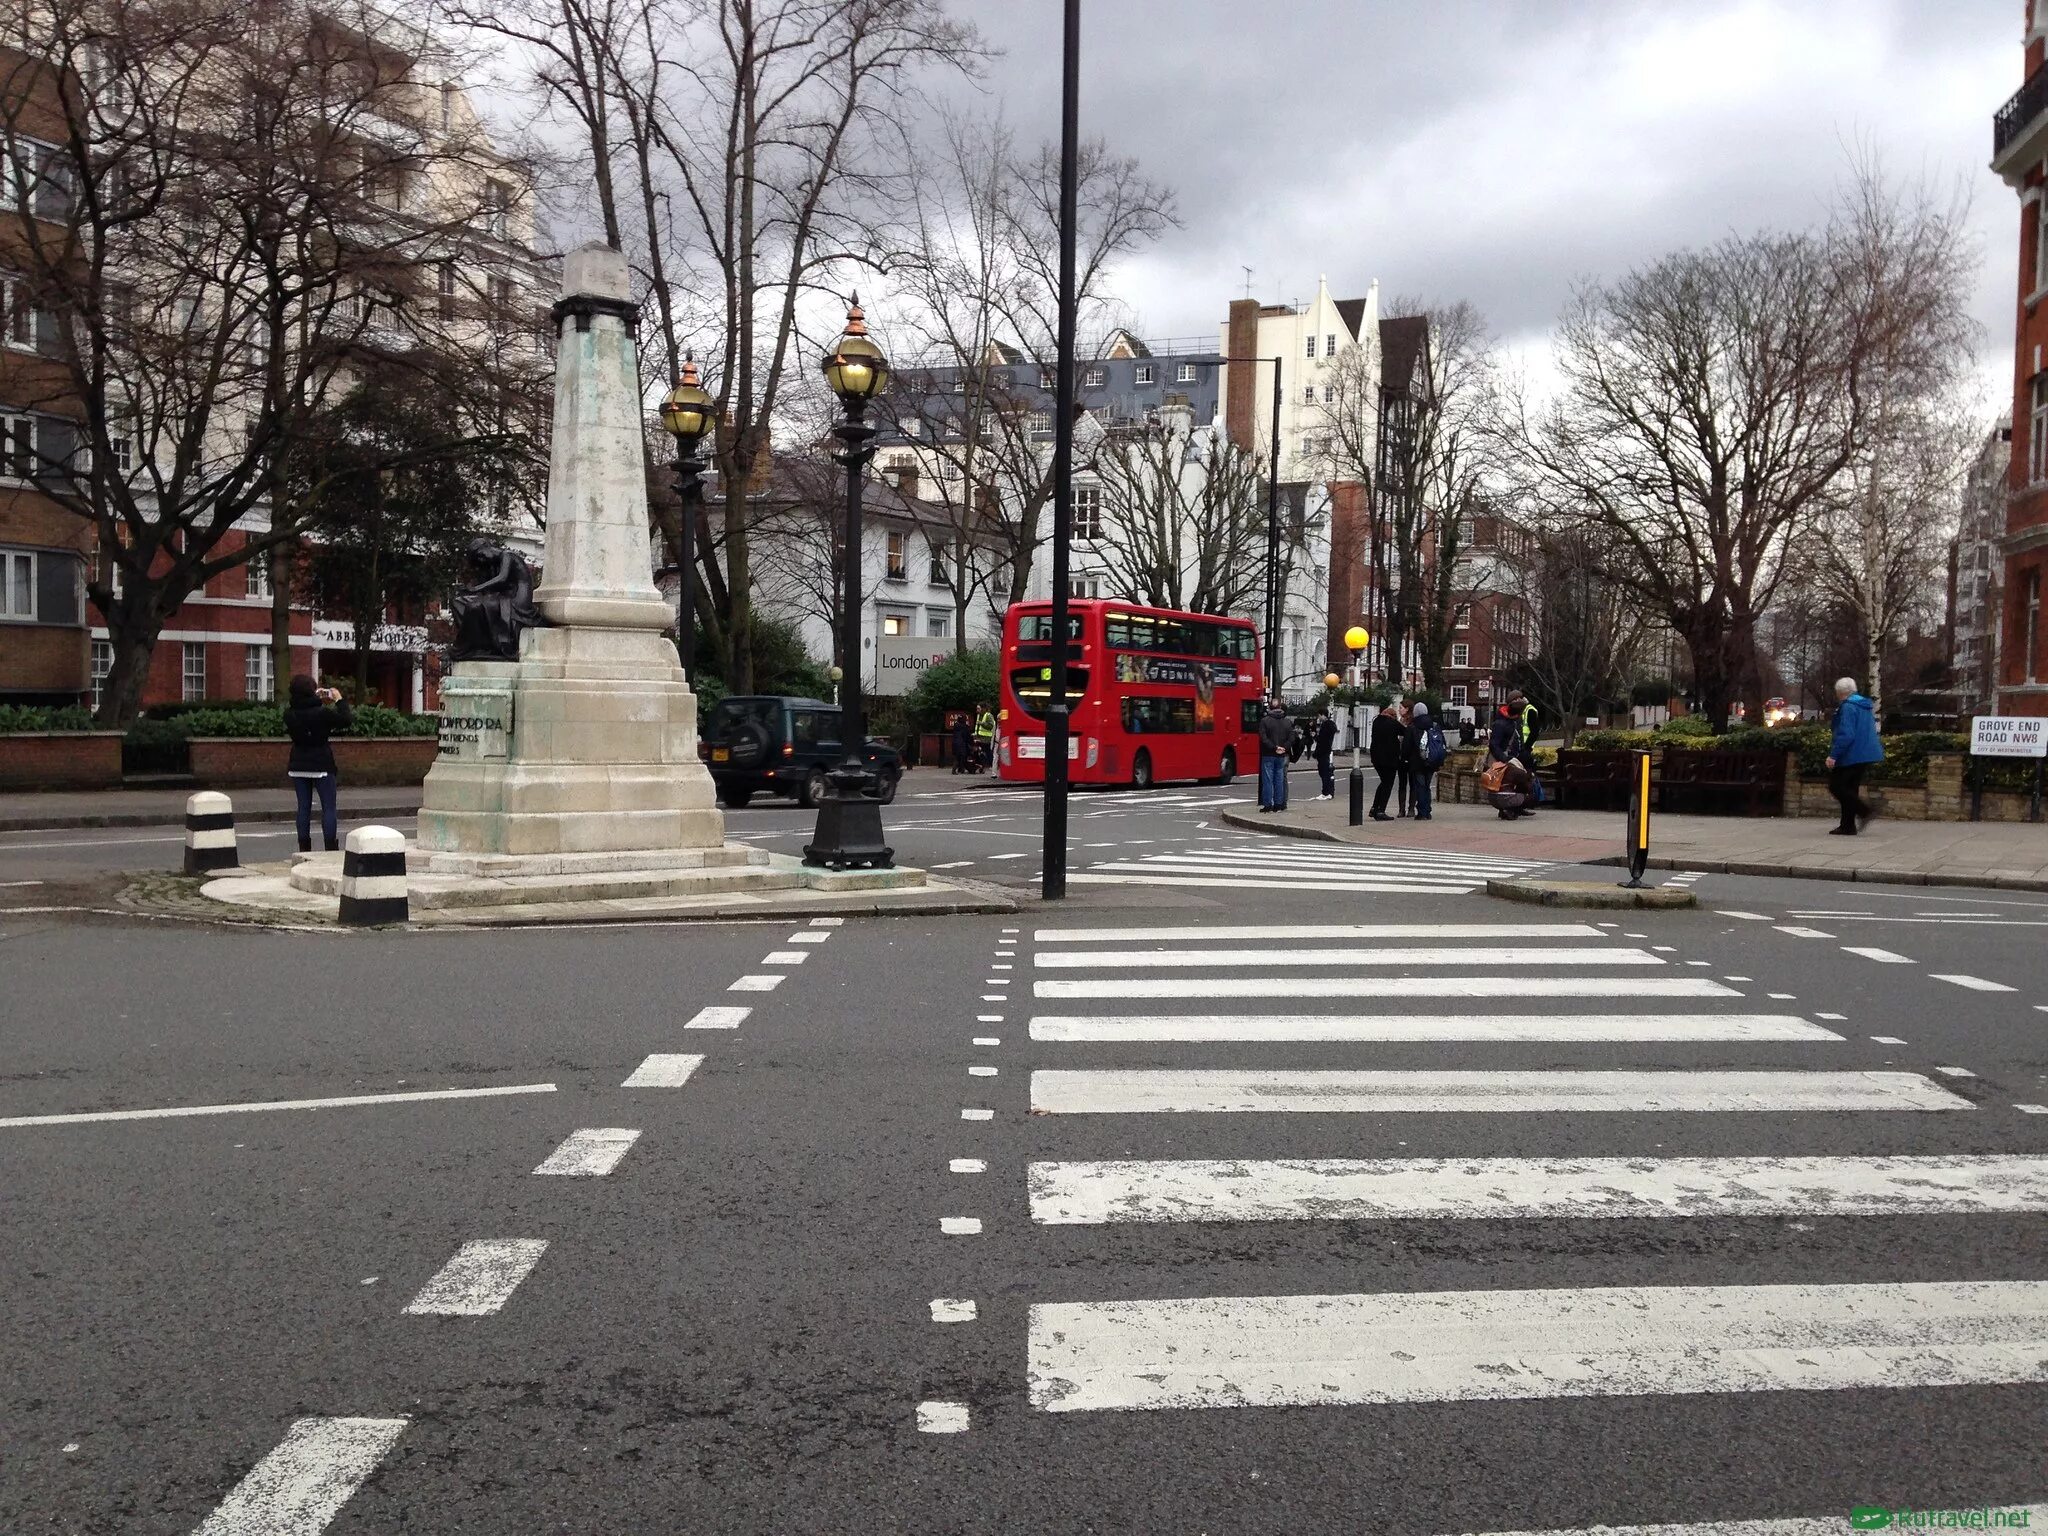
1440,509,1535,715
1950,427,2009,714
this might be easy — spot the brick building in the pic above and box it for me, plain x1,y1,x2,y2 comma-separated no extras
1440,509,1534,716
1991,0,2048,713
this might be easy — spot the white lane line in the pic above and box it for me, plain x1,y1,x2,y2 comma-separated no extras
684,1006,749,1030
1026,1280,2048,1413
1452,1511,2048,1536
1030,1013,1841,1044
0,878,45,886
969,1066,998,1077
0,1082,554,1130
1724,976,1752,982
1816,1012,1847,1020
1774,927,1835,939
811,917,843,927
621,1053,704,1088
977,1014,1003,1022
2018,1105,2048,1115
1033,923,1604,943
533,1127,640,1175
1028,1069,1969,1115
1918,911,2003,917
1872,1036,1907,1045
981,993,1006,1001
1767,992,1796,1000
1790,911,1878,917
194,1416,409,1536
1936,1066,1977,1078
1068,873,1496,894
916,1401,969,1433
940,1216,983,1235
1843,946,1914,963
1931,974,2018,992
973,1036,1000,1046
961,1108,993,1121
1038,976,1740,1001
788,932,830,944
1034,946,1660,971
762,950,808,965
1098,856,1526,883
729,974,783,991
930,1298,977,1323
1715,910,1773,920
931,861,975,869
1142,852,1542,875
1028,1154,2048,1225
402,1239,548,1316
988,852,1031,860
951,1158,986,1173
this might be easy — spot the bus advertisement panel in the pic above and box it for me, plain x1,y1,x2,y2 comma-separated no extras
996,599,1263,789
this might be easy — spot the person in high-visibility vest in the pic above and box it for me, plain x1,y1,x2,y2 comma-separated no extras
973,705,995,771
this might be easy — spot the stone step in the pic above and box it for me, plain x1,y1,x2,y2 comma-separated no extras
408,845,765,878
407,864,800,911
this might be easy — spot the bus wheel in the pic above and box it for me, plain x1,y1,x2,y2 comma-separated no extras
1215,749,1236,786
1131,749,1154,790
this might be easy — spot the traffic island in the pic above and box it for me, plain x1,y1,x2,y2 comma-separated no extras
1487,877,1696,910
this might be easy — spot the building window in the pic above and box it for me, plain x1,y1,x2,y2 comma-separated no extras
1451,641,1471,668
244,642,273,701
2028,570,2042,684
1176,362,1197,383
1073,483,1101,541
483,179,510,239
885,530,907,580
1304,336,1317,359
1322,385,1334,403
0,414,35,479
1453,604,1471,629
1,548,32,617
438,262,457,321
1039,366,1056,389
1134,364,1153,385
1083,366,1105,388
2032,376,2048,486
927,608,951,638
90,638,112,709
246,554,271,600
928,547,949,586
1302,385,1315,404
1067,575,1100,600
182,640,206,701
440,82,457,133
1449,684,1467,705
1,273,43,350
1028,409,1051,433
881,611,910,636
952,374,967,393
1326,333,1336,355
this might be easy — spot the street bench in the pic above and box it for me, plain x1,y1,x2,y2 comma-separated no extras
1551,749,1634,812
1657,747,1784,817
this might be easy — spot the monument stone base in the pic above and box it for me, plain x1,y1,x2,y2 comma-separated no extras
417,629,725,858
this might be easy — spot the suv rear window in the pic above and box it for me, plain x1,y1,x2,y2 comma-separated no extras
705,698,780,740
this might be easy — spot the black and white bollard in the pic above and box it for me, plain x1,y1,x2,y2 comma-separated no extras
182,791,238,874
338,825,410,926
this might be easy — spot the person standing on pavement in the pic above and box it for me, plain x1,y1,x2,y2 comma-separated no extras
284,674,352,854
1406,699,1445,820
950,712,973,774
1369,699,1404,821
1825,675,1884,835
972,704,995,770
1504,689,1542,814
1257,698,1294,812
1312,709,1337,800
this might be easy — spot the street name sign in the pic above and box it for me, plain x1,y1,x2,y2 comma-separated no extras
1969,717,2047,758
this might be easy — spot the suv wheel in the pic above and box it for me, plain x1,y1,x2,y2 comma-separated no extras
1131,748,1154,791
877,769,900,805
800,767,829,808
1216,748,1235,786
721,786,753,808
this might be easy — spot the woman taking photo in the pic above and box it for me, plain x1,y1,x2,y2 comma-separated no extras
284,675,353,854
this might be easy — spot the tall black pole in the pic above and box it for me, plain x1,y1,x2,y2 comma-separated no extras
671,446,702,681
1265,357,1282,697
1041,0,1079,902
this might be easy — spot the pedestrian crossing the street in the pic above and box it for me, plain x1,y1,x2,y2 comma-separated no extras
1068,838,1550,894
994,915,2048,1517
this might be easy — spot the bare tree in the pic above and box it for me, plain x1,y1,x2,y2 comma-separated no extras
1084,419,1265,613
1504,521,1645,747
0,0,544,720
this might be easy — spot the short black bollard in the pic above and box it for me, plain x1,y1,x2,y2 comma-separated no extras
1347,765,1365,827
338,825,409,926
182,791,238,874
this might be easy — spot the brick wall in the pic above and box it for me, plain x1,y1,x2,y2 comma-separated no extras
1,620,87,691
0,732,123,790
1223,300,1260,454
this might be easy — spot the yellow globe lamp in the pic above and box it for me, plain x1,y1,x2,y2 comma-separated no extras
821,295,890,407
1322,672,1341,689
1343,625,1369,654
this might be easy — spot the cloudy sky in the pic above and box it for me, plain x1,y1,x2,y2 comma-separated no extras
946,0,2022,408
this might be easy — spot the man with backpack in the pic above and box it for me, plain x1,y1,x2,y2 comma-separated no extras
1257,697,1295,812
1405,700,1446,820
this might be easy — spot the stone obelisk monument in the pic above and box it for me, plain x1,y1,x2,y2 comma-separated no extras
416,243,723,857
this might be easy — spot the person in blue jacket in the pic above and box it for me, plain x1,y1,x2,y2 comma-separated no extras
1825,676,1884,835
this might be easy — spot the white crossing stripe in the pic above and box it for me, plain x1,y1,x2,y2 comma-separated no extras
1450,1512,2048,1536
930,1298,978,1322
916,1401,969,1433
788,932,830,944
403,1239,549,1316
940,1216,983,1235
762,950,808,965
729,974,783,991
1028,1154,2048,1224
1029,1013,1842,1044
195,1416,409,1536
1773,926,1834,938
684,1006,748,1030
1088,859,1512,886
1036,946,1660,971
1026,1280,2048,1413
1029,1069,1969,1115
1038,975,1739,1001
534,1127,640,1175
1034,923,1604,943
1843,946,1914,963
1069,872,1482,894
1931,973,2018,992
621,1053,704,1087
810,917,843,926
1715,910,1774,920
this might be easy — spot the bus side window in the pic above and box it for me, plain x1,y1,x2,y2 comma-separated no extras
1241,699,1262,733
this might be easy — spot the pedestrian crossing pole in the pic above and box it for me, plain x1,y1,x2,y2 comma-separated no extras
1620,748,1652,888
1344,626,1368,826
1040,0,1081,902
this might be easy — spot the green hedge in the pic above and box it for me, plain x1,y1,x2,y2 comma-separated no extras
165,702,436,740
0,703,98,733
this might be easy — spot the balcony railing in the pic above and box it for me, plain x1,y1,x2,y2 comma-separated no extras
1994,66,2048,161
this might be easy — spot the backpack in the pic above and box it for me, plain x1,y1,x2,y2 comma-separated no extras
1423,721,1447,768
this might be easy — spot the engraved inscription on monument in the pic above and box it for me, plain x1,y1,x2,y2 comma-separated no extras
437,678,513,762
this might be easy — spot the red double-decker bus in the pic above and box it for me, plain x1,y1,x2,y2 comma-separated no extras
996,599,1264,789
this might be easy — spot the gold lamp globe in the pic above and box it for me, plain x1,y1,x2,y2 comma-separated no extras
660,355,715,442
1343,624,1370,654
822,296,889,405
1323,672,1342,689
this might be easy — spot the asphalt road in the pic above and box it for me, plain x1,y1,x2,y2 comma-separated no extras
1,799,2044,1532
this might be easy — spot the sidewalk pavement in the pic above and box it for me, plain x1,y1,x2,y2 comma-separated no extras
0,785,426,832
1222,795,2048,893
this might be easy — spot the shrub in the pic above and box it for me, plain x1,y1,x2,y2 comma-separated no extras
1658,714,1717,739
0,703,97,733
1573,729,1658,752
1869,730,1967,787
122,716,189,774
903,648,1000,728
346,703,438,738
179,705,287,738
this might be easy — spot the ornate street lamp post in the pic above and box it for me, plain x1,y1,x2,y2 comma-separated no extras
803,298,893,870
658,355,715,682
1345,624,1369,826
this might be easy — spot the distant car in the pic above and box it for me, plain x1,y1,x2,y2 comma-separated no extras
697,694,903,808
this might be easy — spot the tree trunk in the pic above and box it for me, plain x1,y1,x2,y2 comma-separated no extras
268,539,292,700
95,600,163,727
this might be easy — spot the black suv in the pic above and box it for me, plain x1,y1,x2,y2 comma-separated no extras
698,695,904,808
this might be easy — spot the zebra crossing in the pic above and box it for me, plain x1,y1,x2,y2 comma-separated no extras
1068,838,1550,893
1006,916,2048,1515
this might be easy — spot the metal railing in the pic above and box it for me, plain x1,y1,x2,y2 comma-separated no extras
1995,67,2048,160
